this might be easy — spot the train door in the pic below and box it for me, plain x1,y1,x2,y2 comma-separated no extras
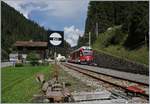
76,51,80,63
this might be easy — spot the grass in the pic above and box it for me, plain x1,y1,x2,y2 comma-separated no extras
93,44,149,66
2,65,52,103
105,45,149,65
2,64,94,103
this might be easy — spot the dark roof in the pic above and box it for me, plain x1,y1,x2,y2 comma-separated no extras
14,40,48,47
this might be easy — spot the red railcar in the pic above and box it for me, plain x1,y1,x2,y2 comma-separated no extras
68,46,94,64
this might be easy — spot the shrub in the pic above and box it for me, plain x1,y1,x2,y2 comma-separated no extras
15,63,23,67
95,25,128,48
30,61,39,66
27,52,40,66
42,61,49,66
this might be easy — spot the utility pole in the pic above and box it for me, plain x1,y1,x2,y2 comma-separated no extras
95,8,99,38
89,32,91,47
54,47,58,81
96,22,98,37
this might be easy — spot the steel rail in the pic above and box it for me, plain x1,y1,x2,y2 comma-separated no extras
62,63,149,98
65,63,149,86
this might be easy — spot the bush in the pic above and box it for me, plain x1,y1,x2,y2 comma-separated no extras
30,61,39,66
95,25,128,48
27,52,40,66
42,61,49,66
15,63,23,67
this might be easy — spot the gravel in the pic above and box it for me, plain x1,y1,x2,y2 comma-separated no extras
59,63,149,103
68,63,149,85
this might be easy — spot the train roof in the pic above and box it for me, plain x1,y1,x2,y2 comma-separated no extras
70,46,92,54
80,46,92,50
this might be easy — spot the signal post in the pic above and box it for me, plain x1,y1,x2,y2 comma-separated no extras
48,31,64,81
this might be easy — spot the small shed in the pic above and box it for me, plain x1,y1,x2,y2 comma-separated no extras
9,53,18,62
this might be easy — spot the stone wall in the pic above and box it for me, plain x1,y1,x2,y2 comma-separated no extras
94,51,149,75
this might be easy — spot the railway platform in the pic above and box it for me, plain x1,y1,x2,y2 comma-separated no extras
66,63,149,85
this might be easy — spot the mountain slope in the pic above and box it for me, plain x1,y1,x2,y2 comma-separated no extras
78,1,149,65
1,1,71,60
79,1,149,48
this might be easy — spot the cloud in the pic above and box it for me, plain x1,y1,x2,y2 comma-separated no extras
3,0,29,18
3,0,88,46
3,0,89,19
3,0,49,18
64,25,84,47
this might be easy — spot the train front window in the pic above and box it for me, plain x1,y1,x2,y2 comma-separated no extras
83,51,93,56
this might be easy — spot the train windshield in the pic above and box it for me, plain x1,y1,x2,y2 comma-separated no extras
83,50,93,56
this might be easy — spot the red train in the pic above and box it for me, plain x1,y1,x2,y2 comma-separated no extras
68,46,94,64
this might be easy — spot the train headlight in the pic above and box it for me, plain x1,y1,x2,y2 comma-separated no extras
86,58,90,61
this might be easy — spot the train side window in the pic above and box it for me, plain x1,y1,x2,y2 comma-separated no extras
78,51,80,57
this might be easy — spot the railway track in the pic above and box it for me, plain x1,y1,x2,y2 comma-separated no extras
61,63,149,99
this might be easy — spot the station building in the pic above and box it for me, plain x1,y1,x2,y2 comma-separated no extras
13,40,48,60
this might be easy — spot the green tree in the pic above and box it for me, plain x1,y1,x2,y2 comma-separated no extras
79,1,149,49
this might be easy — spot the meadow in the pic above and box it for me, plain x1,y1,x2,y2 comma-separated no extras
1,65,52,103
1,64,94,103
